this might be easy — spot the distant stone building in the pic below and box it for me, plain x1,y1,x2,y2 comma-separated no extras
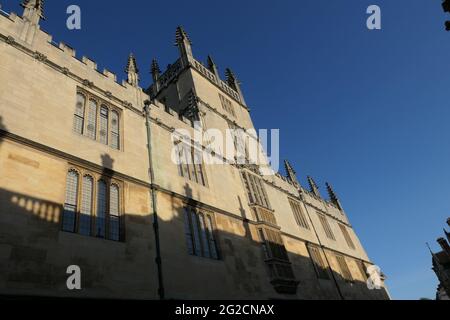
0,2,389,299
430,218,450,300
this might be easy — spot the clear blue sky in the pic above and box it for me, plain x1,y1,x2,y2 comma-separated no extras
3,0,450,299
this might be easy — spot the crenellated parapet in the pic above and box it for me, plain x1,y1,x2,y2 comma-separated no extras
0,5,148,116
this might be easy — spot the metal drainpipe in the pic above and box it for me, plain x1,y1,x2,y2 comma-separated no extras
298,188,345,300
144,100,165,300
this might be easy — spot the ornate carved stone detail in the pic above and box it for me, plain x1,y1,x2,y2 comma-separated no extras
33,52,47,62
61,67,69,75
5,36,15,45
82,79,93,88
122,101,132,108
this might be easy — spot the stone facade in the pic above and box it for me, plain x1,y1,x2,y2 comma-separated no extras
0,2,389,299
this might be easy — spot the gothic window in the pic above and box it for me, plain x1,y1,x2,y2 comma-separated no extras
219,93,236,117
183,207,219,260
79,175,93,236
241,171,270,209
109,184,121,241
111,111,120,150
258,229,270,260
73,89,122,150
61,168,123,242
86,100,97,140
228,123,247,162
357,261,368,281
183,208,194,255
198,213,211,258
335,254,353,282
288,198,310,230
174,142,207,186
99,106,109,145
307,244,330,280
73,93,85,134
318,213,335,240
62,170,79,232
96,180,107,237
339,224,355,250
206,215,218,259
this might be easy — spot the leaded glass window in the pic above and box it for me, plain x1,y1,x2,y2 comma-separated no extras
96,180,107,238
109,184,120,241
99,106,109,145
62,170,79,232
111,111,120,150
86,100,97,140
73,93,85,134
79,175,93,236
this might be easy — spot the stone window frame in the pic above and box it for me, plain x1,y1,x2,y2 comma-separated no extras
334,254,354,282
240,170,271,209
318,213,336,241
339,223,356,250
288,198,310,230
61,165,125,242
174,141,208,187
74,88,123,151
219,93,236,118
183,206,220,260
306,244,331,280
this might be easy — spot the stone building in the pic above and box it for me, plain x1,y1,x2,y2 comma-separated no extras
429,218,450,300
0,2,389,299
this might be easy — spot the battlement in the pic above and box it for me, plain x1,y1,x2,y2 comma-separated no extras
0,6,145,111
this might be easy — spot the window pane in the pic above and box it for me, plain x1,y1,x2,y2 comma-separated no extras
198,214,210,258
96,180,107,237
62,170,79,232
258,229,270,259
340,224,355,249
73,94,85,134
319,214,335,240
99,106,109,145
183,208,194,255
242,172,254,203
206,216,218,259
190,211,202,256
111,111,120,149
308,245,330,280
193,150,206,186
109,184,120,241
79,175,93,236
289,199,309,230
336,255,353,281
86,100,97,140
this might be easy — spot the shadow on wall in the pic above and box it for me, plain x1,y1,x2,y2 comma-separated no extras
0,115,7,148
0,156,389,300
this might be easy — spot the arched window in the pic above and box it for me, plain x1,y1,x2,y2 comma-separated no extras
109,184,120,241
190,209,202,256
73,93,85,134
86,100,97,140
96,180,107,238
79,175,93,235
62,170,79,232
99,106,109,145
206,215,218,259
111,111,120,150
198,213,211,258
